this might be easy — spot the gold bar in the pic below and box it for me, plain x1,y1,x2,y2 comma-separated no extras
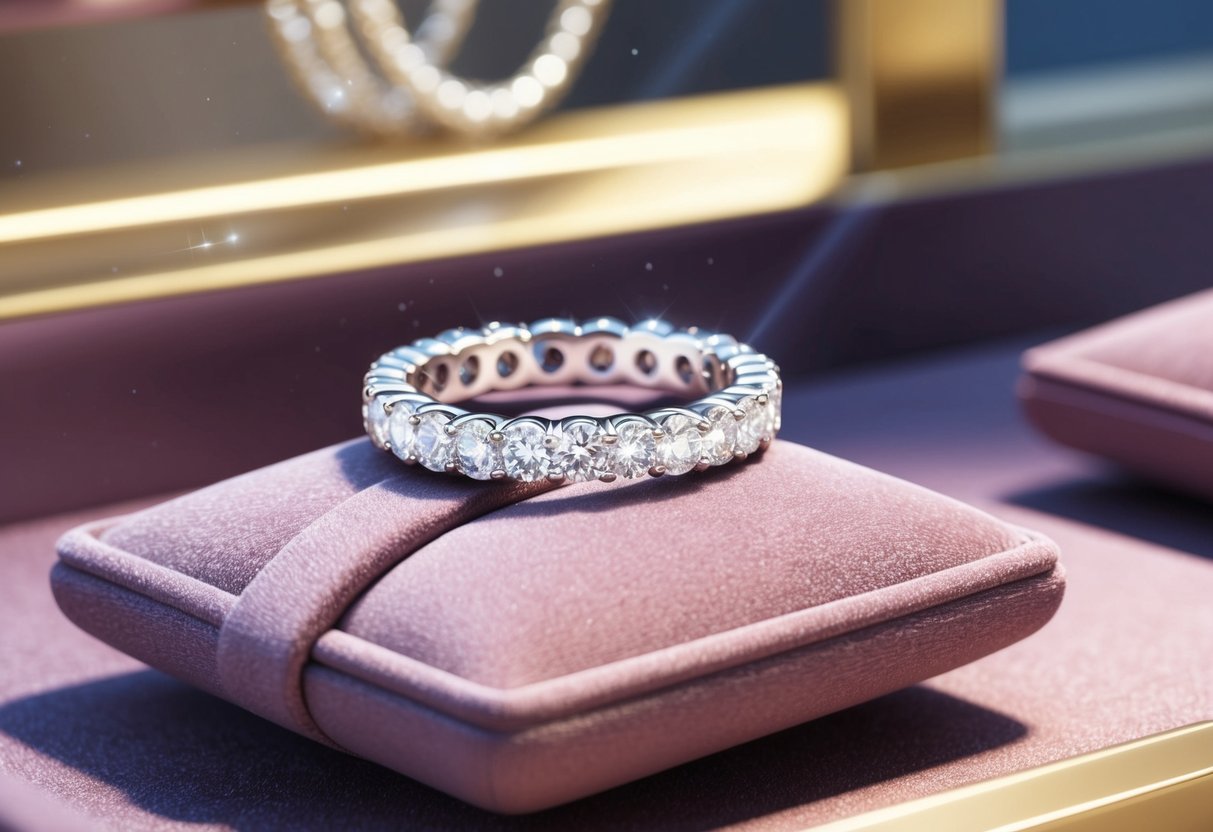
814,721,1213,831
839,0,1000,170
0,83,847,320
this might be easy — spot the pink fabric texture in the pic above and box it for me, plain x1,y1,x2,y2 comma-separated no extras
1021,289,1213,500
51,439,1063,812
0,770,97,832
7,340,1211,829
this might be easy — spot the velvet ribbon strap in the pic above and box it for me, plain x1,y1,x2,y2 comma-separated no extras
215,470,551,745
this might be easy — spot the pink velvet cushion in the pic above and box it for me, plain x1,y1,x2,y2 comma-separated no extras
52,439,1063,813
1021,289,1213,500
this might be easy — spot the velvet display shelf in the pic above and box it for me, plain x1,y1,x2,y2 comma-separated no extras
1021,289,1213,502
2,337,1211,829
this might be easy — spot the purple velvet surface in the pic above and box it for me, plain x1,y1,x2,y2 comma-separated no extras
1022,289,1213,501
1,338,1211,828
338,446,1037,688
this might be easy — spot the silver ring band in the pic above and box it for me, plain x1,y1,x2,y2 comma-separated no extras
363,317,782,483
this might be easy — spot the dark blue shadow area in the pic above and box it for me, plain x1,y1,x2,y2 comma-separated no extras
1008,475,1213,561
1008,0,1213,74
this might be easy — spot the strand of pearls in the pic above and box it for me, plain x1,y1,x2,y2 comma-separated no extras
266,0,479,135
266,0,612,137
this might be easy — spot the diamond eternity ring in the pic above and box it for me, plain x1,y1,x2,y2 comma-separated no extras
362,317,782,483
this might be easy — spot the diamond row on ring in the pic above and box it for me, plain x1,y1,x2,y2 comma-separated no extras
362,317,782,483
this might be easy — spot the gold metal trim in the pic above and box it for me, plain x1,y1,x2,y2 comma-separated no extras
0,83,847,320
813,721,1213,831
839,0,1000,171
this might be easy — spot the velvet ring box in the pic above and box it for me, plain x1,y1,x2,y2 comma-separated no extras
52,437,1064,813
1021,288,1213,502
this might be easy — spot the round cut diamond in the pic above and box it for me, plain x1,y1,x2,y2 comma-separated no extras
502,420,552,481
699,404,738,465
455,419,500,480
414,411,454,472
553,421,610,482
612,421,656,479
735,397,764,454
387,400,417,460
765,385,783,436
363,398,390,448
657,413,703,475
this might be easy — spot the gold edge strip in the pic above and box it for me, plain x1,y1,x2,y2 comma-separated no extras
0,176,821,320
997,769,1213,832
0,124,776,244
0,84,841,245
811,721,1213,831
0,84,848,320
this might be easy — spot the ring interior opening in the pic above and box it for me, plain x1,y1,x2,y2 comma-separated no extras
408,330,726,403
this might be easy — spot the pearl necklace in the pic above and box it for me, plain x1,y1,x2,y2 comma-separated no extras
267,0,611,137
